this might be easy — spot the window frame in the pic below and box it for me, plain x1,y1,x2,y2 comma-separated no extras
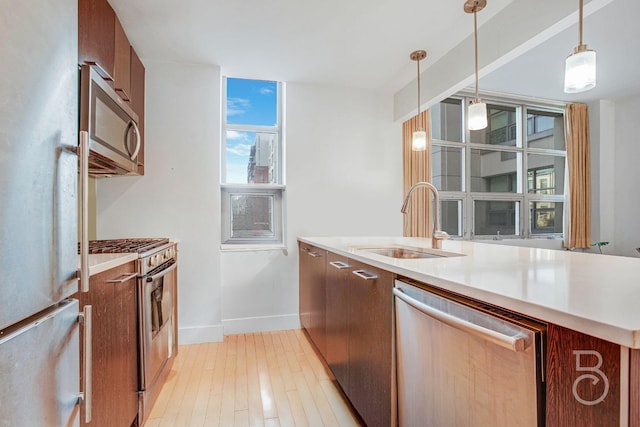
431,93,566,240
221,77,286,249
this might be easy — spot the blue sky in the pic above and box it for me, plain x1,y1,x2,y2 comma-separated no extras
225,78,277,183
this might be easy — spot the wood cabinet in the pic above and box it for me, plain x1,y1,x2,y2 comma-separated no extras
347,260,393,427
325,252,351,390
78,0,116,81
129,47,145,175
546,323,620,427
298,242,327,357
79,0,130,98
298,248,394,427
73,261,139,427
79,0,146,175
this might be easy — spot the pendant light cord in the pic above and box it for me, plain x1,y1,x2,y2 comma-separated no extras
578,0,583,46
473,7,479,103
417,57,422,130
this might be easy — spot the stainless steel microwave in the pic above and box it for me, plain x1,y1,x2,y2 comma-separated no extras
79,64,140,176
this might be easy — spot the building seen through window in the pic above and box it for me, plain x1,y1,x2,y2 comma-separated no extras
221,78,284,245
430,96,565,239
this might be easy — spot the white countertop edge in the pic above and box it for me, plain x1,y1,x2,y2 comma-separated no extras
86,253,138,277
298,236,640,349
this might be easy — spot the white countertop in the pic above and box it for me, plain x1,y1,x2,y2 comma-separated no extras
299,236,640,349
83,253,138,277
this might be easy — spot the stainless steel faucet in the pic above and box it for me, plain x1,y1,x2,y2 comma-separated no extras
401,182,450,249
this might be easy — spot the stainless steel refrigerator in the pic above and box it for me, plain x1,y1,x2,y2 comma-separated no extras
0,0,86,425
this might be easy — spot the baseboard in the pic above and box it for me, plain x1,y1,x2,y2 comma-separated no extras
178,324,224,344
222,314,301,335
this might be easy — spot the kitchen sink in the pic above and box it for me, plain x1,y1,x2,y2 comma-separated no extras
357,246,465,259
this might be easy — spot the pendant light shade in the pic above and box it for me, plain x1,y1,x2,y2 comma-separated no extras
564,0,596,93
410,50,428,151
465,0,487,131
412,130,427,151
468,101,488,131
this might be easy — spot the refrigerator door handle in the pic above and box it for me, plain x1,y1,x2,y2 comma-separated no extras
79,305,92,423
78,131,90,293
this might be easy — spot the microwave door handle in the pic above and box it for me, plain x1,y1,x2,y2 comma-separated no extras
129,120,141,160
124,120,141,161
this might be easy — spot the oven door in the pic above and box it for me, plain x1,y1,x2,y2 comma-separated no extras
139,259,176,391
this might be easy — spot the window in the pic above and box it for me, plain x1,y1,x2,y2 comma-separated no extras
221,77,285,246
430,95,565,239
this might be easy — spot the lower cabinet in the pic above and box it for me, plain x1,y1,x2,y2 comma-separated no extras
325,252,351,391
73,261,139,427
347,259,393,427
298,242,327,357
299,248,393,427
546,323,621,427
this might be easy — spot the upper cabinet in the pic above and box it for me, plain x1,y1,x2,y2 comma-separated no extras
129,47,145,175
78,0,145,175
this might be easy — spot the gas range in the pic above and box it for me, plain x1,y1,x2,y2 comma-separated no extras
87,238,178,423
87,238,169,254
87,238,176,275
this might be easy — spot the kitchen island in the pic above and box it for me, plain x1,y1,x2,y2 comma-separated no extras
298,236,640,427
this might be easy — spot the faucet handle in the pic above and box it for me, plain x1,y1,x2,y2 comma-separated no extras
433,230,450,240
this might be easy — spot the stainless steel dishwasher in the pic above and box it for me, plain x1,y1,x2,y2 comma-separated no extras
394,279,546,427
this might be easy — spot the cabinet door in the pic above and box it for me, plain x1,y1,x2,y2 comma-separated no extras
113,18,131,101
129,47,145,175
298,243,312,332
325,252,350,390
348,260,393,427
298,243,327,356
74,261,139,427
113,273,139,426
307,248,327,357
546,323,620,427
78,0,116,80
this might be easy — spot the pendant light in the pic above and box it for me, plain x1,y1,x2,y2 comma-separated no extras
464,0,487,131
410,50,427,151
564,0,596,93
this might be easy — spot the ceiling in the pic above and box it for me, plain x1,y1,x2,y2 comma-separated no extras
110,0,636,103
479,0,640,103
109,0,513,93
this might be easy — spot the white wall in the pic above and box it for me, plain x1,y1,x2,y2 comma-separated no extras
97,60,223,343
97,64,403,342
221,82,402,334
588,96,640,258
612,95,640,257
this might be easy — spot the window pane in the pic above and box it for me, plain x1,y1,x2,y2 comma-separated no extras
432,146,463,191
430,98,463,142
441,200,462,237
231,194,274,239
470,149,519,193
527,154,565,195
530,201,563,235
526,110,565,150
470,104,517,146
226,78,277,126
474,200,520,236
225,131,278,184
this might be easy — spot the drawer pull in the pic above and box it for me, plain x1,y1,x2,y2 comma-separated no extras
329,261,350,269
352,270,378,280
106,272,138,283
307,251,323,257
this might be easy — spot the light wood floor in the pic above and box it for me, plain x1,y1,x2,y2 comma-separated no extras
144,329,363,427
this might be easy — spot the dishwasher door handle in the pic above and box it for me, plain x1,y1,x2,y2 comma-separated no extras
393,287,530,352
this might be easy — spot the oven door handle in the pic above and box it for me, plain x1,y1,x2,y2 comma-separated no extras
146,262,177,282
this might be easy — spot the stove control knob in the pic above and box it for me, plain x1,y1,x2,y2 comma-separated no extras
148,257,154,267
165,249,171,259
